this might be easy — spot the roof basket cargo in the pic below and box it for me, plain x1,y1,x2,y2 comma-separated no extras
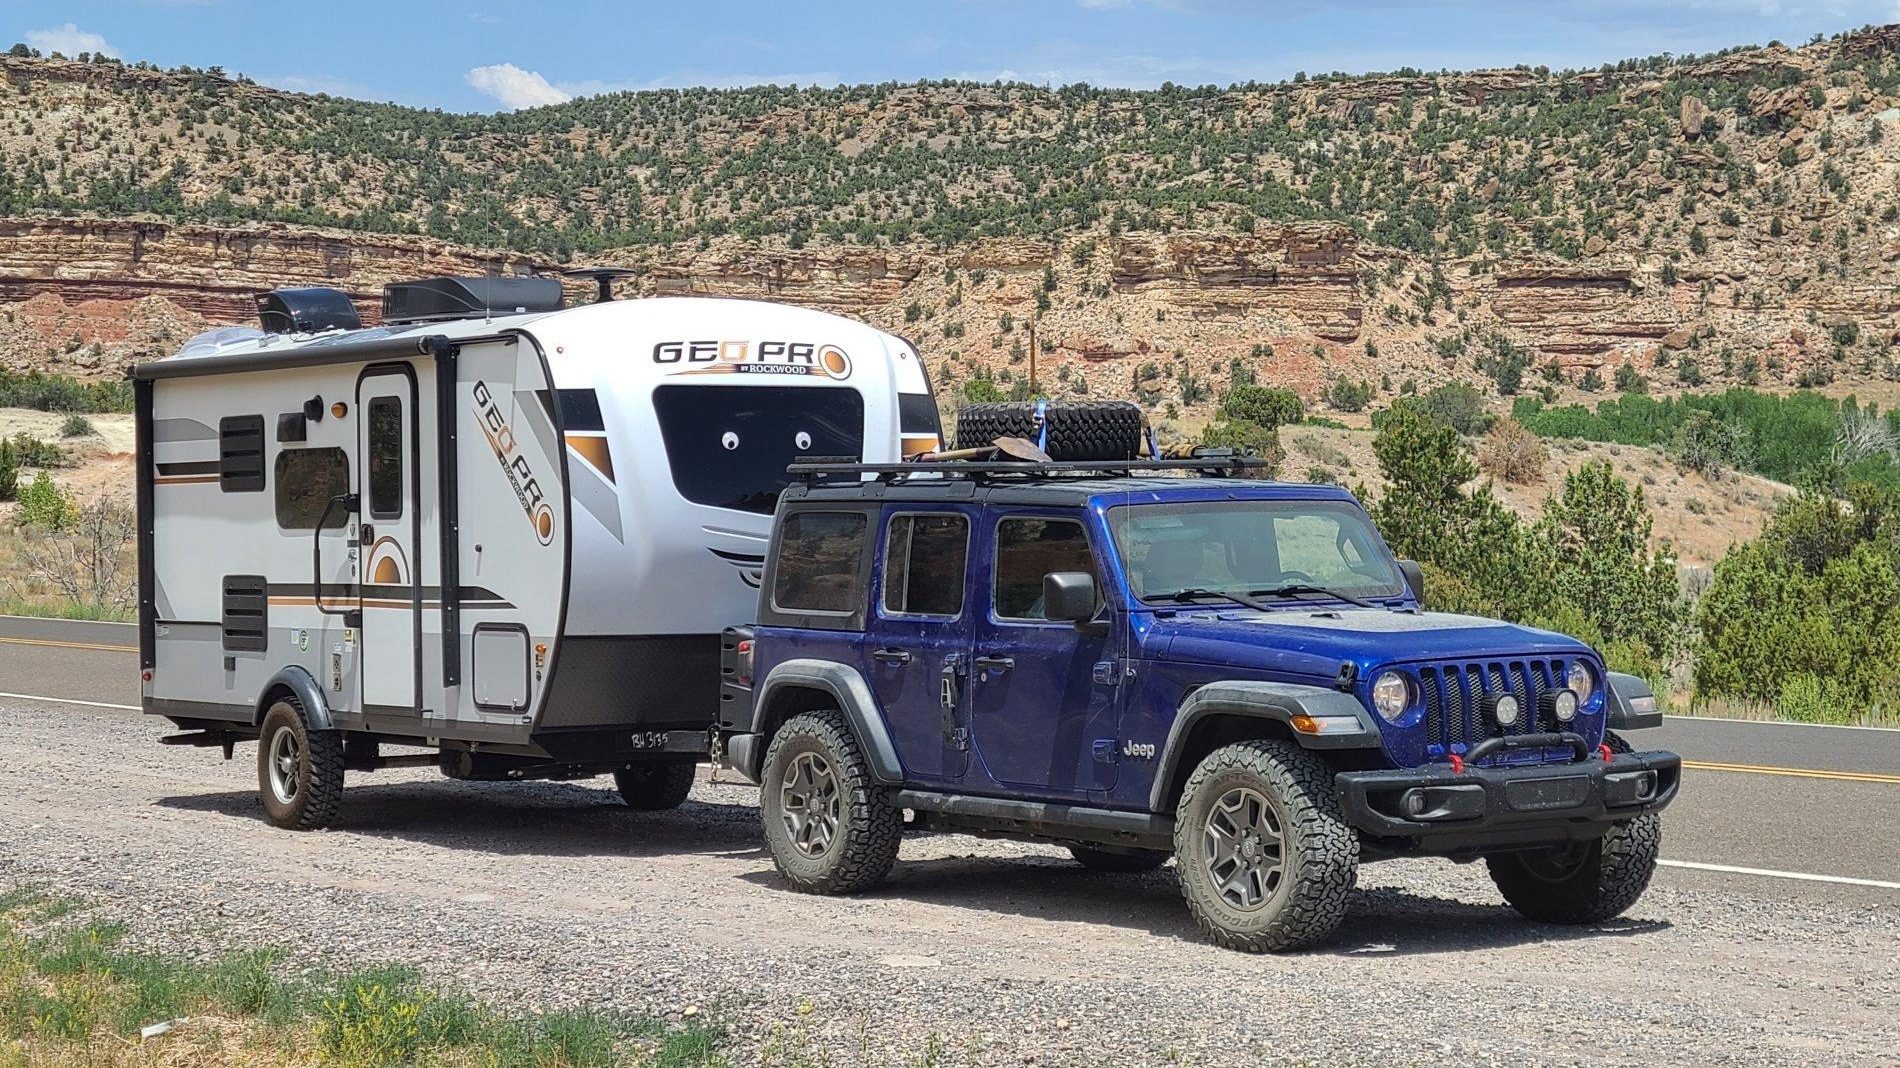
255,287,363,335
382,276,564,325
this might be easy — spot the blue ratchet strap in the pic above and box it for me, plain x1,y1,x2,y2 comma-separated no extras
1034,398,1050,453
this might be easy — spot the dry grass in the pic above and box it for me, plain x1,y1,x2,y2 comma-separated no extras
0,890,727,1068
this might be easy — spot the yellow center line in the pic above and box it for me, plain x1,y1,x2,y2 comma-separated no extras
0,635,137,654
1682,759,1900,786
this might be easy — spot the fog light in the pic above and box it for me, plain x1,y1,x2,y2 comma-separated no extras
1484,692,1521,727
1401,789,1428,817
1540,687,1580,723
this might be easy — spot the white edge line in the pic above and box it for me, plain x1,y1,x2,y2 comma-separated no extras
0,614,135,628
1660,859,1900,891
0,692,141,712
1662,715,1899,734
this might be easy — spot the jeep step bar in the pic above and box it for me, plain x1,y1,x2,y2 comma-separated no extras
895,790,1174,851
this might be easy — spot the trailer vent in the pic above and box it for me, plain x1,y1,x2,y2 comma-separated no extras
255,287,362,335
218,415,267,492
221,575,269,653
382,276,564,325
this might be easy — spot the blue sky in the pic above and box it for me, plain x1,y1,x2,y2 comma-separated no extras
17,1,1900,112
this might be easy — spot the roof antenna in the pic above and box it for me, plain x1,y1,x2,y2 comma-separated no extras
563,266,641,304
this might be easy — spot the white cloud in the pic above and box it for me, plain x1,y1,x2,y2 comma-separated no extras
465,63,572,110
24,22,118,58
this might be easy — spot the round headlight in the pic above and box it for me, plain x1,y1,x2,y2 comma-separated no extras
1371,671,1411,723
1566,662,1596,705
1491,692,1521,727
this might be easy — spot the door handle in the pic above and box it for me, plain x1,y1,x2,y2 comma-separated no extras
872,648,912,665
973,655,1014,671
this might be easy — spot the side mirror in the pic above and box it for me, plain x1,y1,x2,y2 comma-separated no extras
1043,571,1097,623
1396,558,1426,607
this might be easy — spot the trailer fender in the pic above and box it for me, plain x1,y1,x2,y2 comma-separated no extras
751,659,903,785
256,666,336,733
1149,681,1382,812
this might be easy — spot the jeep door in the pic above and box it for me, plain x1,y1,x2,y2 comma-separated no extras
867,507,976,786
967,512,1121,801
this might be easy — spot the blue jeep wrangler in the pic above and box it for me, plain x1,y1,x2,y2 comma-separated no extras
717,454,1681,952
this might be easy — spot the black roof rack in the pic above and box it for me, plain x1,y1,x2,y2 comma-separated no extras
789,454,1272,485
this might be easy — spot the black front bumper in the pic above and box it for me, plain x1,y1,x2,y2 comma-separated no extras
1336,742,1681,856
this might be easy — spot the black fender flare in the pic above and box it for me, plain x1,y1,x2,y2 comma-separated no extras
1149,681,1381,812
746,659,904,785
256,666,335,732
1605,672,1663,731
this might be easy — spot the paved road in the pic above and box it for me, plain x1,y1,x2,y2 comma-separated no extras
3,614,1897,903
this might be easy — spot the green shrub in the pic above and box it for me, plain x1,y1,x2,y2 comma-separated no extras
1219,384,1304,430
1325,376,1373,413
0,438,16,502
58,414,94,438
0,370,133,413
16,471,76,529
8,434,72,468
1695,486,1900,717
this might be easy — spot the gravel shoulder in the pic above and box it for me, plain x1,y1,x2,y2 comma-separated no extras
2,701,1895,1066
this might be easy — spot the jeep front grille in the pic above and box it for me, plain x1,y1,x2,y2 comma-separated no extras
1418,658,1569,749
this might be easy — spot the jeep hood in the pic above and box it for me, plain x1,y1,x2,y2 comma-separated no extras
1144,608,1595,680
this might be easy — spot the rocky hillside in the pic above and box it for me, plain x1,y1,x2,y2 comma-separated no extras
6,27,1900,418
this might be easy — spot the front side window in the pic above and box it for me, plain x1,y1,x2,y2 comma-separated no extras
883,513,968,617
993,517,1095,621
274,448,350,530
1110,500,1403,602
772,511,869,614
366,395,403,519
653,384,865,514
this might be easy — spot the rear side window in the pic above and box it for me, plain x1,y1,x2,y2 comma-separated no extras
274,448,350,530
883,513,968,617
772,511,869,615
994,517,1096,621
218,415,266,492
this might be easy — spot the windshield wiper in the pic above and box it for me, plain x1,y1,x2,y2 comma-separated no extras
1146,587,1271,611
1249,583,1378,610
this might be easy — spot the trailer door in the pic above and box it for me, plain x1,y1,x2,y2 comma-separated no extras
358,367,423,712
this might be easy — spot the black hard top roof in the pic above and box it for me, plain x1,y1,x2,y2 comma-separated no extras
782,475,1359,510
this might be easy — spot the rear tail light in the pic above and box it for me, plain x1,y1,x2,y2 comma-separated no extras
735,639,754,687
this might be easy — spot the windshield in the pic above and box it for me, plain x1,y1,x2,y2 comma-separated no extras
1108,500,1404,604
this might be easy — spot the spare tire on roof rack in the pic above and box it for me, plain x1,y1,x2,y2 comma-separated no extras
954,400,1144,462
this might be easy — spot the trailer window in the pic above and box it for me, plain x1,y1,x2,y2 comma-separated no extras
274,448,350,530
772,511,868,615
883,513,968,617
218,415,266,492
366,396,403,520
653,384,864,514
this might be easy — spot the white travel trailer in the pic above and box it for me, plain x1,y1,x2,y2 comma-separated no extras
134,277,940,828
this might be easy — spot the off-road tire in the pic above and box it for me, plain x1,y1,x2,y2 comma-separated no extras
1068,845,1170,873
954,400,1143,461
613,761,698,811
760,711,901,895
256,699,344,831
1485,731,1662,924
1173,740,1358,952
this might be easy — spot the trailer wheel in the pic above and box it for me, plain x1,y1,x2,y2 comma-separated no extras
613,761,698,811
760,711,901,894
257,699,344,831
954,401,1144,461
